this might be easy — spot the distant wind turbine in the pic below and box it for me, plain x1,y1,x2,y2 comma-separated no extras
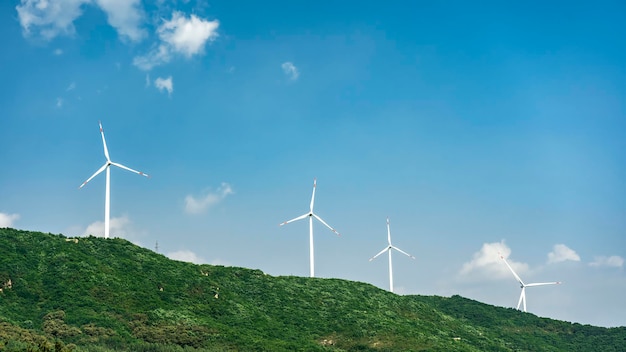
369,217,415,293
79,121,149,239
279,178,340,278
499,254,561,312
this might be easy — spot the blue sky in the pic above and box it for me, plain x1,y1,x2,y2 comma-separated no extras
1,0,625,327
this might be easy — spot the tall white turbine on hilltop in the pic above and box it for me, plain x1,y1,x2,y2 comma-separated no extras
279,178,340,278
369,217,415,293
500,254,561,312
79,121,149,239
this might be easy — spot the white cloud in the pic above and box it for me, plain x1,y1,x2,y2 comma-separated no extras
154,76,173,95
80,215,145,246
16,0,90,40
53,48,63,55
547,244,581,264
56,97,63,107
18,3,218,69
394,286,409,295
184,182,233,214
83,215,130,238
0,213,20,228
66,82,75,91
460,240,529,280
589,256,624,268
16,0,145,41
167,250,205,264
209,258,231,266
158,12,219,57
95,0,145,42
133,12,219,71
133,44,171,71
145,74,150,87
281,61,299,80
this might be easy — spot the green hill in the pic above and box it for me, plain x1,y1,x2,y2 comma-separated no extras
0,228,624,351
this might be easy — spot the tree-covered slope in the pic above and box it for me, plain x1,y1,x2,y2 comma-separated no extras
0,228,624,351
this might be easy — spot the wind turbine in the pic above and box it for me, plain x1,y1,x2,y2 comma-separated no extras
369,217,415,293
279,178,340,278
79,121,149,239
499,254,561,312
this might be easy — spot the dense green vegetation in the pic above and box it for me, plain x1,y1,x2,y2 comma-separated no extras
0,228,624,351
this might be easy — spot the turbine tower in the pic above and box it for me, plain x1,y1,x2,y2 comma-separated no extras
369,217,415,293
279,178,340,278
79,121,149,239
500,254,561,312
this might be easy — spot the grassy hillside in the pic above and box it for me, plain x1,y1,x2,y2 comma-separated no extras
0,228,624,351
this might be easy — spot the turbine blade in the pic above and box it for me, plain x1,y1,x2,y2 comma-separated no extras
279,213,309,226
499,253,525,286
525,282,561,287
369,247,390,261
309,178,316,212
386,217,392,245
110,162,150,178
99,121,111,161
312,213,340,236
391,245,415,259
79,163,108,188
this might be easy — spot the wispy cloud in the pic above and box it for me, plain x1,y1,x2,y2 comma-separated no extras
80,215,145,245
209,258,231,266
0,212,20,228
460,240,529,280
133,12,219,71
56,97,63,108
16,0,90,40
184,182,233,214
547,244,581,264
83,215,129,238
94,0,146,42
17,2,218,72
589,256,624,268
66,82,76,91
53,48,63,55
154,76,173,95
281,61,299,80
133,44,171,71
167,250,206,264
16,0,145,41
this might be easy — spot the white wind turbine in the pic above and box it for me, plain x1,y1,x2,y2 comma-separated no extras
369,217,415,293
79,121,149,239
499,254,561,312
279,178,340,278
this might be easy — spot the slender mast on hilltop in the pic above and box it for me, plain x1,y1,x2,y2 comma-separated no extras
79,121,149,239
369,217,415,293
279,178,340,278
